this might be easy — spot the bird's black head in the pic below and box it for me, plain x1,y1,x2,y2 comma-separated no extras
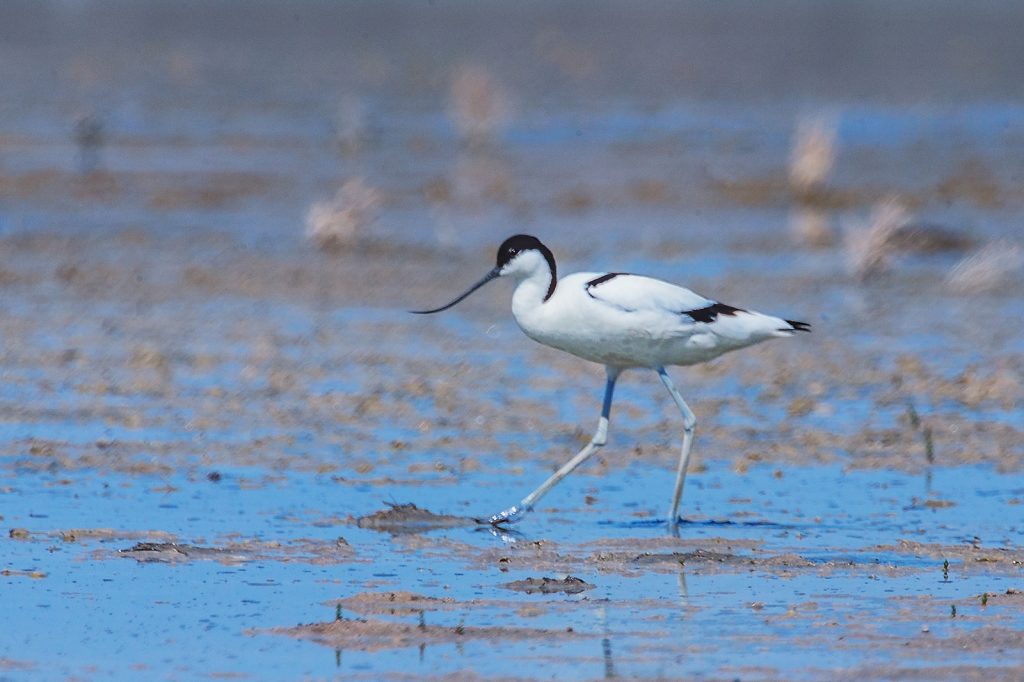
495,234,557,301
496,234,546,268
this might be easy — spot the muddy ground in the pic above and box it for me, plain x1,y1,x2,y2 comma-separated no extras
2,1,1024,680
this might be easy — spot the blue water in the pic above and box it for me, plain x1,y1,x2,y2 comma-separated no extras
2,460,1022,679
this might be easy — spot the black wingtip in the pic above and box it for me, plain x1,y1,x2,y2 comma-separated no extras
785,319,812,332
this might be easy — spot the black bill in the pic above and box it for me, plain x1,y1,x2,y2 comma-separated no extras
410,267,501,314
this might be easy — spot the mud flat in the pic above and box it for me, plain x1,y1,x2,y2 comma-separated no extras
2,1,1024,679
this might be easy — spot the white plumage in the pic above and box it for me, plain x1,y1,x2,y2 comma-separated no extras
413,235,810,530
514,270,802,369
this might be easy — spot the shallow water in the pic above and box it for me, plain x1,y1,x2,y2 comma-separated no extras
4,459,1023,679
3,1,1024,678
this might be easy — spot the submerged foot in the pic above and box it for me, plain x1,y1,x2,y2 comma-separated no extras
488,505,528,526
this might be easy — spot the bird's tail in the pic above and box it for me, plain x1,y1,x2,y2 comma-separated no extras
713,310,811,341
777,318,812,335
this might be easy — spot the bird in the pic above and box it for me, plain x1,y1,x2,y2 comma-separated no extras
412,234,810,529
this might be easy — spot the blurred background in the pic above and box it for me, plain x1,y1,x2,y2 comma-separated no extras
1,0,1020,469
2,1,1024,678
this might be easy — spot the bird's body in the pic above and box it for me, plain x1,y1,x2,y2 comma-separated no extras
413,235,810,530
513,270,805,369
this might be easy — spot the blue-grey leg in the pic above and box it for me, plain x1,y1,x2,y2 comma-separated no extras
489,366,620,525
657,367,697,528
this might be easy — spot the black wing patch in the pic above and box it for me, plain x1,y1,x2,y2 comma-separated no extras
585,272,626,295
584,273,638,311
684,302,744,323
585,272,630,299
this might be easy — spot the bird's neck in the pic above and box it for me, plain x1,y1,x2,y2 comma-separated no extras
511,266,557,315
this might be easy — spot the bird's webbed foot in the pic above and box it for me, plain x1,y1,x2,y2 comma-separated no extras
488,504,529,526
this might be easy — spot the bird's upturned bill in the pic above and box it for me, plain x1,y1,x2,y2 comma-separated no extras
410,267,501,314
